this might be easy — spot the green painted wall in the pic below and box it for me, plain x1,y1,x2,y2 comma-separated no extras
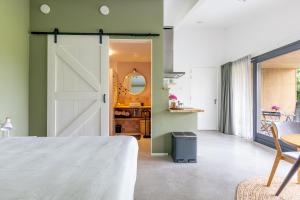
0,0,29,136
29,0,197,153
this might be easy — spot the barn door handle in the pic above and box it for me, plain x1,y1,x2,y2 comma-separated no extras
214,99,217,104
103,94,106,103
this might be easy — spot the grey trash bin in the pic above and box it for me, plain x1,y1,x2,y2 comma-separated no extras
171,132,197,163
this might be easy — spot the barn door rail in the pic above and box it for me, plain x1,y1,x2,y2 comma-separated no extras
31,28,160,44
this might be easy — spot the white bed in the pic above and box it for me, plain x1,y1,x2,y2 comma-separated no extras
0,136,138,200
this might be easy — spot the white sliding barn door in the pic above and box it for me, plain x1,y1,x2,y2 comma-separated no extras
47,35,109,137
191,68,218,130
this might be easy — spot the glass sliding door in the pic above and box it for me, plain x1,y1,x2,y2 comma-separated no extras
253,42,300,151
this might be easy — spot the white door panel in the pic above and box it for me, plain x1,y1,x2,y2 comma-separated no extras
191,68,218,130
47,35,109,137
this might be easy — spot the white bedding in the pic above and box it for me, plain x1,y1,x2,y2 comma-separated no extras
0,136,138,200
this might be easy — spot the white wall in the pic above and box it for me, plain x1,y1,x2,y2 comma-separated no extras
172,26,225,106
173,1,300,105
174,0,300,71
172,1,300,130
174,26,226,68
225,1,300,61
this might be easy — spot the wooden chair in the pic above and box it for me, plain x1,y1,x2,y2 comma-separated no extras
267,122,300,186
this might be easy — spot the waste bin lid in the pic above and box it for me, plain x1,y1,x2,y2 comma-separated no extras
171,132,197,137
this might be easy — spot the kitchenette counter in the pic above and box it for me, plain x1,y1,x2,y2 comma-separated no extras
168,108,204,113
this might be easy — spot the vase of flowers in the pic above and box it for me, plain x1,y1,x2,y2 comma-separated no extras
272,105,280,112
169,94,177,109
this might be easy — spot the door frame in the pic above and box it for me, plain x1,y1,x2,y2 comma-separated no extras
190,66,219,130
47,35,110,137
100,36,110,136
252,40,300,151
108,38,153,147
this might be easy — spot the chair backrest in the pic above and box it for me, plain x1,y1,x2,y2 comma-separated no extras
271,122,300,154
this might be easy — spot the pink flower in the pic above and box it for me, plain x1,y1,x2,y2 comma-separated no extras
272,105,280,111
169,94,177,101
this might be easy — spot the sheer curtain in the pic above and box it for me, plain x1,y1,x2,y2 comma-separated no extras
231,55,253,139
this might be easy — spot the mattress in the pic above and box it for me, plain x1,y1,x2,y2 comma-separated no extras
0,136,138,200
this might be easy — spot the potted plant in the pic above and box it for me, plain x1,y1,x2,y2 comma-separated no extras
169,94,177,109
271,105,280,112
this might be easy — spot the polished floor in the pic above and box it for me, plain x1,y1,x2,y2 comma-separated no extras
134,131,292,200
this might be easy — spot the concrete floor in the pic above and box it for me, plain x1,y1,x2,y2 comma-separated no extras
134,131,293,200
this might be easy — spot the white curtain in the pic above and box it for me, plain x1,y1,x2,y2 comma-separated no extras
231,55,253,139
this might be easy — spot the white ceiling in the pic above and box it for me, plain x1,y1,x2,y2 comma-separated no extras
166,0,288,29
164,0,199,26
109,40,151,63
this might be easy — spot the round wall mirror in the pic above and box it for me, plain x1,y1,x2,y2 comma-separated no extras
123,69,146,95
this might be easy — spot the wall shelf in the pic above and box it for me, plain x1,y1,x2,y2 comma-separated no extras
114,106,151,109
114,118,144,120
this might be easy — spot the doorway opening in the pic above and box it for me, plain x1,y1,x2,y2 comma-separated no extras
109,39,152,153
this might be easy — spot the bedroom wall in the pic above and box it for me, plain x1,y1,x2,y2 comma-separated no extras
225,1,300,61
171,1,300,132
29,0,197,154
0,0,29,136
173,26,225,106
173,2,300,66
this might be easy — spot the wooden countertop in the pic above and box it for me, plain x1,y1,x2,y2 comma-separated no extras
168,108,204,113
